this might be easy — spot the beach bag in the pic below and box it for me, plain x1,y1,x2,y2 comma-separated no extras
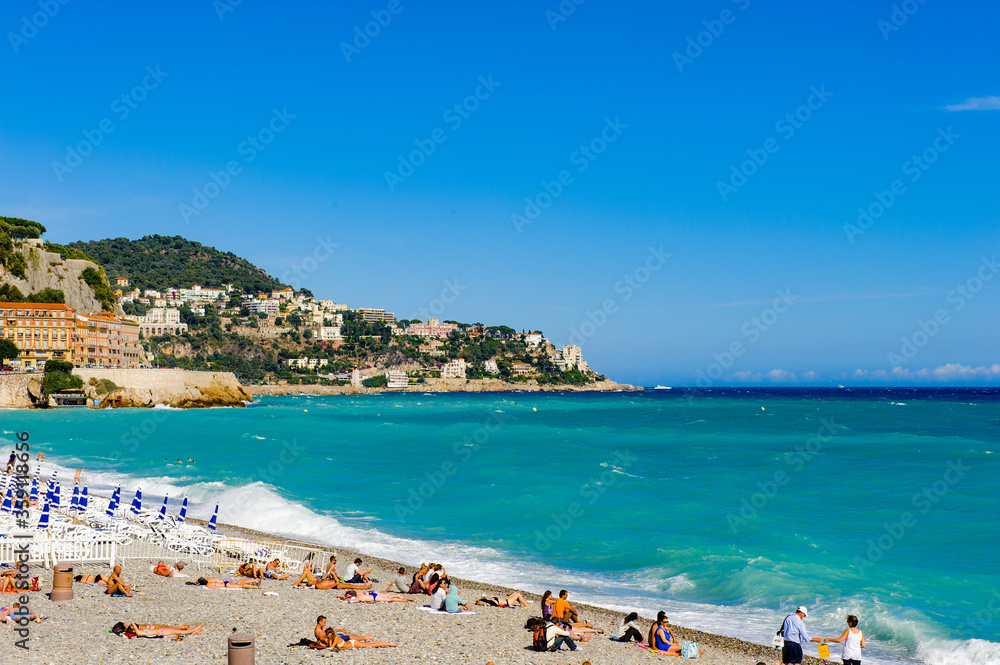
110,622,127,636
533,624,549,652
773,615,788,647
818,643,830,658
682,641,700,658
30,577,40,592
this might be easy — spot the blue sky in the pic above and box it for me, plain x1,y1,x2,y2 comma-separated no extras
1,0,997,386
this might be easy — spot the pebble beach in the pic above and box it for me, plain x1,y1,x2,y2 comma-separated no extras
1,523,828,665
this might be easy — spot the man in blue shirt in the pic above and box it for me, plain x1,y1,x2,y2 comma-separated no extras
781,606,823,665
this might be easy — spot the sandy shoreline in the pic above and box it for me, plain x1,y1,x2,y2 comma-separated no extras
2,519,827,665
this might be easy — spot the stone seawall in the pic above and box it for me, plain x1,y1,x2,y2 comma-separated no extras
0,374,35,408
79,369,252,408
0,369,252,408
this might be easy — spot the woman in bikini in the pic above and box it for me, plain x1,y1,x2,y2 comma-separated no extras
126,621,203,637
292,568,371,590
195,577,259,589
320,627,395,650
475,591,530,608
0,571,20,593
73,573,109,585
341,590,413,603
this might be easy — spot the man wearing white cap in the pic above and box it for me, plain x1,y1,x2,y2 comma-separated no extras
780,606,823,665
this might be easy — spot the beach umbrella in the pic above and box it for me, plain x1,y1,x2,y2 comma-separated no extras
80,486,89,512
157,495,168,520
207,504,218,531
106,486,120,517
51,482,61,508
178,496,188,522
0,487,11,514
37,501,50,529
70,483,80,511
29,471,38,504
130,487,142,514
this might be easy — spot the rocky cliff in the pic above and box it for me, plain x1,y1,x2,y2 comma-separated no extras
0,241,123,315
80,368,252,408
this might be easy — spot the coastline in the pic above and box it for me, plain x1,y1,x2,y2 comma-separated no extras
246,377,641,397
3,515,825,665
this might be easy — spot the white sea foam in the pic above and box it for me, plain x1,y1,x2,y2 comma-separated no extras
32,455,995,665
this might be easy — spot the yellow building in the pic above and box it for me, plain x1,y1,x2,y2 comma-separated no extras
74,312,142,368
0,302,77,369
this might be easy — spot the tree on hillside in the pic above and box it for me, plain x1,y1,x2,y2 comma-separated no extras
0,339,18,365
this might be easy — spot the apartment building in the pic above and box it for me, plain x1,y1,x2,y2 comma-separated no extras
385,370,408,388
0,303,76,368
441,358,467,379
405,317,458,339
74,312,142,368
356,308,396,323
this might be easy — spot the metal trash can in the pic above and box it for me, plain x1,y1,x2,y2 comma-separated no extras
228,632,255,665
50,563,73,601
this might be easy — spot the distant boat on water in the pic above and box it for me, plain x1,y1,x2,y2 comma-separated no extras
653,385,672,390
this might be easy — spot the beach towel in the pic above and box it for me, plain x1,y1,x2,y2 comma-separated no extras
418,606,477,615
636,643,674,656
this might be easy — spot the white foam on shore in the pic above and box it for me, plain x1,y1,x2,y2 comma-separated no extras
31,456,995,665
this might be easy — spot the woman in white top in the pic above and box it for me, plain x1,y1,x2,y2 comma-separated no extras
823,614,865,665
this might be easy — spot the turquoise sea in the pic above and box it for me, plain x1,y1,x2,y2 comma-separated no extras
3,389,998,664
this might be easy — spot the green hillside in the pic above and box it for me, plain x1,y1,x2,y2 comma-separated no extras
67,235,287,294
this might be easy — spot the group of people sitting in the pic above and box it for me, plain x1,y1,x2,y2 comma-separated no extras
525,590,606,652
308,615,395,650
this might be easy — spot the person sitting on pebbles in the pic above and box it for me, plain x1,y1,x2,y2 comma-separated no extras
264,558,288,580
112,621,203,638
237,562,264,580
153,561,186,577
106,566,134,597
194,577,260,589
343,558,373,584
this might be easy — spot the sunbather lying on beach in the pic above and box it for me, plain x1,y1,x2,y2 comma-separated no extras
293,569,371,590
112,621,203,637
106,566,134,597
4,603,41,624
264,558,288,580
74,573,109,585
318,627,396,650
314,616,373,643
194,577,259,589
237,562,264,580
476,592,529,608
153,561,186,577
341,590,413,603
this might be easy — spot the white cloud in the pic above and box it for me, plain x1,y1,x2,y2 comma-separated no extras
731,371,761,382
766,369,797,383
729,369,804,383
944,96,1000,112
851,363,1000,382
